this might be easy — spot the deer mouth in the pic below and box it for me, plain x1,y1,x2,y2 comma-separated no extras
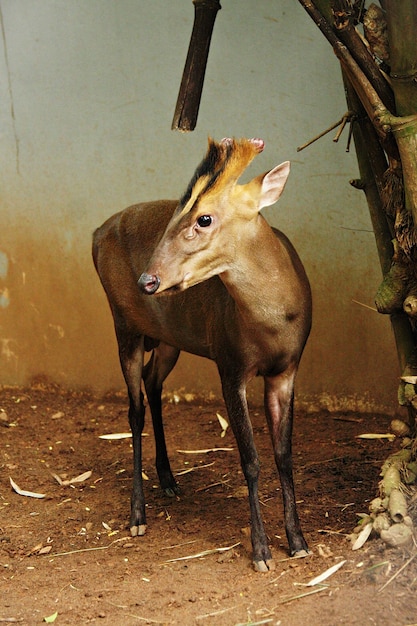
161,272,192,295
160,283,183,295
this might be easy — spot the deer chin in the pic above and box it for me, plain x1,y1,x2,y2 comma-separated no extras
161,265,228,294
156,272,193,295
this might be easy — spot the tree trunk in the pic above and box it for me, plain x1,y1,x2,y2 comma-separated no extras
298,0,417,427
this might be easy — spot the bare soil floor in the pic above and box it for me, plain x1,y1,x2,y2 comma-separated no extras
1,382,417,626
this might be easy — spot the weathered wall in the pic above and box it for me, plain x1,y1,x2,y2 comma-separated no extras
0,0,399,411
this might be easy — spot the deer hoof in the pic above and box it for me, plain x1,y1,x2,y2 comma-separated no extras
130,524,147,537
292,548,310,558
164,486,180,497
253,558,275,573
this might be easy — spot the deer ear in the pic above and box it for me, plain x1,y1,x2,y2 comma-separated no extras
258,161,290,209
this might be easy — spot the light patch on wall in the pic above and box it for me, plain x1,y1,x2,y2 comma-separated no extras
48,324,65,339
0,288,10,308
0,338,18,370
0,251,8,279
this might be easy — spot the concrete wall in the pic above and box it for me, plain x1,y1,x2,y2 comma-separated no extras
0,0,399,411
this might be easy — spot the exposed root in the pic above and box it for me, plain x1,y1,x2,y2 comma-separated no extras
349,423,417,551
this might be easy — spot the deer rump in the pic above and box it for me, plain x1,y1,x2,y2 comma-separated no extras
92,137,312,572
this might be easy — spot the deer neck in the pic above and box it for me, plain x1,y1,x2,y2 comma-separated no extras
220,216,294,330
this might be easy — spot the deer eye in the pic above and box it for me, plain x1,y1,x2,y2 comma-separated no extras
196,215,212,228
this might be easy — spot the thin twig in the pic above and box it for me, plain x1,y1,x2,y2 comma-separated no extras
297,115,348,152
195,606,238,620
365,560,390,573
161,541,240,564
351,299,378,312
176,447,234,454
272,552,312,564
49,536,129,557
279,585,329,604
299,456,346,469
175,461,215,476
195,478,231,492
332,416,363,423
125,613,169,625
102,599,128,609
160,539,199,551
267,570,288,585
333,113,350,142
379,552,417,592
236,617,272,626
340,226,373,232
318,529,350,536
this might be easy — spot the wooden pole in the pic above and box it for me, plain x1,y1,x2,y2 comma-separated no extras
171,0,221,132
384,0,417,117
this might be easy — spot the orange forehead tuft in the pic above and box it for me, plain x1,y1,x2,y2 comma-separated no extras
178,137,264,215
216,137,264,183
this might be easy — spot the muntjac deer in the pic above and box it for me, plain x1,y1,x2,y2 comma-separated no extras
93,137,312,571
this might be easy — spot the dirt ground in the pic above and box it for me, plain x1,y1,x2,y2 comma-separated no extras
1,381,417,626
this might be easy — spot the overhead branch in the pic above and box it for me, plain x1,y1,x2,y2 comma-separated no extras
331,0,395,112
298,0,417,226
171,0,221,132
298,0,395,135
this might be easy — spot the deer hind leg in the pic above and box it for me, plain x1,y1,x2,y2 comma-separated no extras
264,370,309,557
116,327,147,537
220,374,273,572
143,342,180,496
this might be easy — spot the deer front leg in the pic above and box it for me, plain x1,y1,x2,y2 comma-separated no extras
127,388,147,536
143,343,181,497
221,376,273,572
264,372,309,557
117,329,147,536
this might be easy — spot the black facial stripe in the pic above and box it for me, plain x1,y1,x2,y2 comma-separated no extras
178,140,233,212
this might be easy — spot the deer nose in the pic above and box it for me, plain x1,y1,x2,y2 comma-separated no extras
138,272,161,295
